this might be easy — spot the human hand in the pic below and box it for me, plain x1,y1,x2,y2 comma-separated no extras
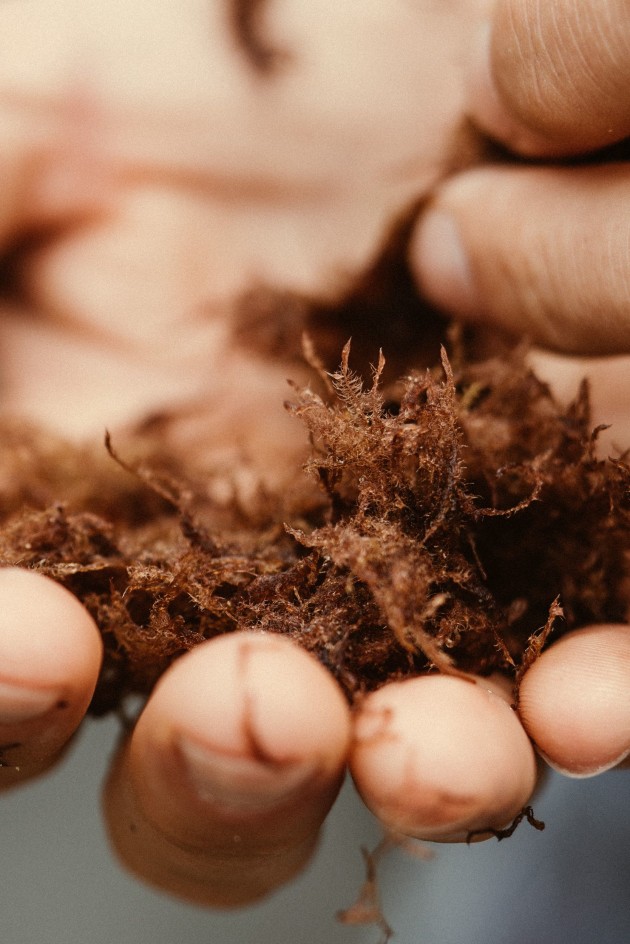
0,0,484,441
1,0,623,915
412,0,630,355
410,0,630,782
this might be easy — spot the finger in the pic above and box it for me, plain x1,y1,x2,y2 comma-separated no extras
103,632,351,906
350,674,537,843
466,0,630,155
518,624,630,777
0,567,103,787
411,163,630,355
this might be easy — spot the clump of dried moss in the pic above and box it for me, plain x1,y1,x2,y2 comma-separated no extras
0,331,628,716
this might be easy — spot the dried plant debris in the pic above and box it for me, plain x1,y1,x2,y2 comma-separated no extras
0,337,629,716
337,840,394,944
466,805,546,844
338,833,433,943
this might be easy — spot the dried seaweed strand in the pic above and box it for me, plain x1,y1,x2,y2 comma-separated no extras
513,597,564,705
466,805,546,844
337,838,394,944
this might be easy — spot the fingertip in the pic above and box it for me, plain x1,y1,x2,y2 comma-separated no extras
0,567,103,688
464,18,564,157
140,631,351,778
126,631,351,849
105,632,352,904
412,162,630,355
464,21,544,156
350,675,537,842
519,625,630,777
0,567,103,778
464,0,630,157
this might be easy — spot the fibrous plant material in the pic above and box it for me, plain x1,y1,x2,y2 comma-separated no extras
466,805,546,844
337,839,395,944
0,333,628,716
338,833,434,944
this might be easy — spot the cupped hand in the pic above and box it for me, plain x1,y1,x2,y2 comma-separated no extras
1,0,626,913
0,565,538,905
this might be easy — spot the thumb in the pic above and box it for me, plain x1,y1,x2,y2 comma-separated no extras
410,162,630,355
466,0,630,156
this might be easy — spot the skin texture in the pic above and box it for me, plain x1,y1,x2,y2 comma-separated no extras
412,0,630,355
0,0,627,907
0,568,102,788
519,625,630,778
351,675,538,842
411,0,630,777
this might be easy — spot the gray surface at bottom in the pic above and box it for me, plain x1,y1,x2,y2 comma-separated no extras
0,715,628,944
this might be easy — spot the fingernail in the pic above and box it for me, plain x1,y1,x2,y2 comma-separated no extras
0,680,60,724
177,736,318,813
540,747,630,780
413,209,478,317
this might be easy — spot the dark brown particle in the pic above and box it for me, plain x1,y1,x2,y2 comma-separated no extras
466,805,546,844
